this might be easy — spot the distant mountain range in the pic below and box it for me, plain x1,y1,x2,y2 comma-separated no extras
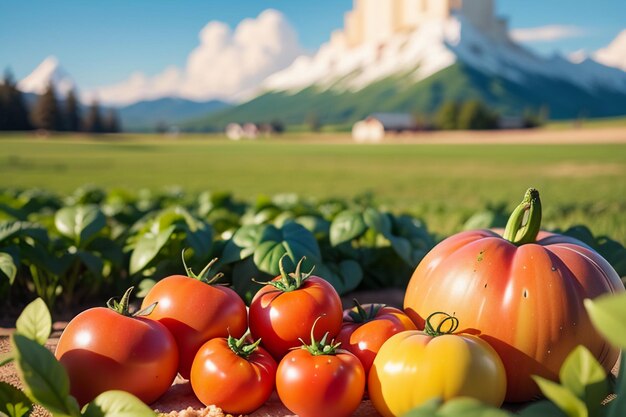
17,4,626,131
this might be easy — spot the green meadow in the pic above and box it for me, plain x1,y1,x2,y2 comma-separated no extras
1,133,625,242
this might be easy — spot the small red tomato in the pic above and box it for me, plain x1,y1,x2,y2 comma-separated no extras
190,332,277,414
336,300,417,375
55,288,178,405
141,256,247,379
249,256,343,360
276,322,365,417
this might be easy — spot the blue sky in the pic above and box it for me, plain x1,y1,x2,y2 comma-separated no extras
1,0,624,90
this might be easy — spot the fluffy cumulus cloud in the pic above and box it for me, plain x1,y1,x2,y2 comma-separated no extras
87,10,304,105
510,25,587,43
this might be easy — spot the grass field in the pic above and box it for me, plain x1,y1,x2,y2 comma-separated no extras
1,132,625,242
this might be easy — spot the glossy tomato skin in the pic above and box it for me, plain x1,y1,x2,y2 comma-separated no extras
277,348,365,417
190,338,277,414
369,330,506,417
335,304,416,375
55,307,178,406
141,275,247,379
249,276,343,360
404,230,624,402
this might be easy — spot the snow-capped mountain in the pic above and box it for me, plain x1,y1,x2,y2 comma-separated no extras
184,1,626,131
18,56,76,96
264,15,626,97
593,30,626,72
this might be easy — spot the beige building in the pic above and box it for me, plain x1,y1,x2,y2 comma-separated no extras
334,0,507,49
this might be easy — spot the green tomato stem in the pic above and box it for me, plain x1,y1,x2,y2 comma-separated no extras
502,188,542,246
423,312,459,337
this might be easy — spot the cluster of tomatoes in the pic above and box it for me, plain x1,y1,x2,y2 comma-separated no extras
54,189,624,417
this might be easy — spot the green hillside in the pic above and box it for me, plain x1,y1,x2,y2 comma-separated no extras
184,64,626,131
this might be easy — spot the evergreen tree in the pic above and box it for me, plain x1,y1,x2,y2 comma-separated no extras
103,109,121,133
0,69,31,131
457,100,498,130
84,100,104,133
31,81,61,131
64,89,81,132
435,101,460,130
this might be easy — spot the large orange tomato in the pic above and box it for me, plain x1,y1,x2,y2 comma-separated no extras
404,189,624,402
55,288,178,405
141,257,247,379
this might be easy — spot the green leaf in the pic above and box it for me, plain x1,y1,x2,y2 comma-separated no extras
584,294,626,349
533,376,588,417
253,222,321,276
220,224,267,264
129,225,175,275
363,208,392,235
401,398,512,417
55,205,106,247
15,298,51,346
329,210,366,246
11,334,80,417
82,390,155,417
316,260,363,295
518,400,569,417
559,345,608,415
0,252,17,284
0,381,33,417
0,221,48,244
76,251,104,278
0,352,13,366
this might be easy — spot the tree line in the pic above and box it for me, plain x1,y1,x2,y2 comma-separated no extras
0,70,120,133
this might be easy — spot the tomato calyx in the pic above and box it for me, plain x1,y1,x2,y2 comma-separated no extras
106,286,157,317
423,312,459,337
254,255,313,292
181,249,224,285
503,188,542,246
299,316,341,356
347,299,384,323
227,330,262,359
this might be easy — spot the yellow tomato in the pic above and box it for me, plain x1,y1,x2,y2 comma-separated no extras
368,316,506,417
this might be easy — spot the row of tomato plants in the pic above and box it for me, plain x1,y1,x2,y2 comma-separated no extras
1,187,624,313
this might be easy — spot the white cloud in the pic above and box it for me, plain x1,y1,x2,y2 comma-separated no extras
510,25,587,43
86,9,304,105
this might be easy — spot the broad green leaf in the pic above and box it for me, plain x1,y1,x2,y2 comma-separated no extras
559,345,608,414
437,397,512,417
136,278,157,298
82,390,155,417
55,205,106,247
15,298,51,345
400,398,442,417
533,376,588,417
231,257,271,304
11,334,80,417
518,400,569,417
363,208,392,236
0,252,17,284
220,224,267,264
77,251,104,277
584,294,626,349
316,260,363,295
183,222,213,260
0,221,48,244
0,381,33,417
129,225,176,275
329,210,366,246
253,222,321,276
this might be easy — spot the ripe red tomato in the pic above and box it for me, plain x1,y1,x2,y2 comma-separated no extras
141,257,247,379
276,325,365,417
404,189,624,402
55,288,178,405
335,301,417,375
249,257,343,360
190,333,277,414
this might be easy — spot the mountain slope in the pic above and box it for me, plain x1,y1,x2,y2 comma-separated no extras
187,14,626,130
18,56,76,96
117,97,231,131
186,63,626,130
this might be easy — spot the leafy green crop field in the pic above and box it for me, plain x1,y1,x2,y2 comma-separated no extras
1,133,625,243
